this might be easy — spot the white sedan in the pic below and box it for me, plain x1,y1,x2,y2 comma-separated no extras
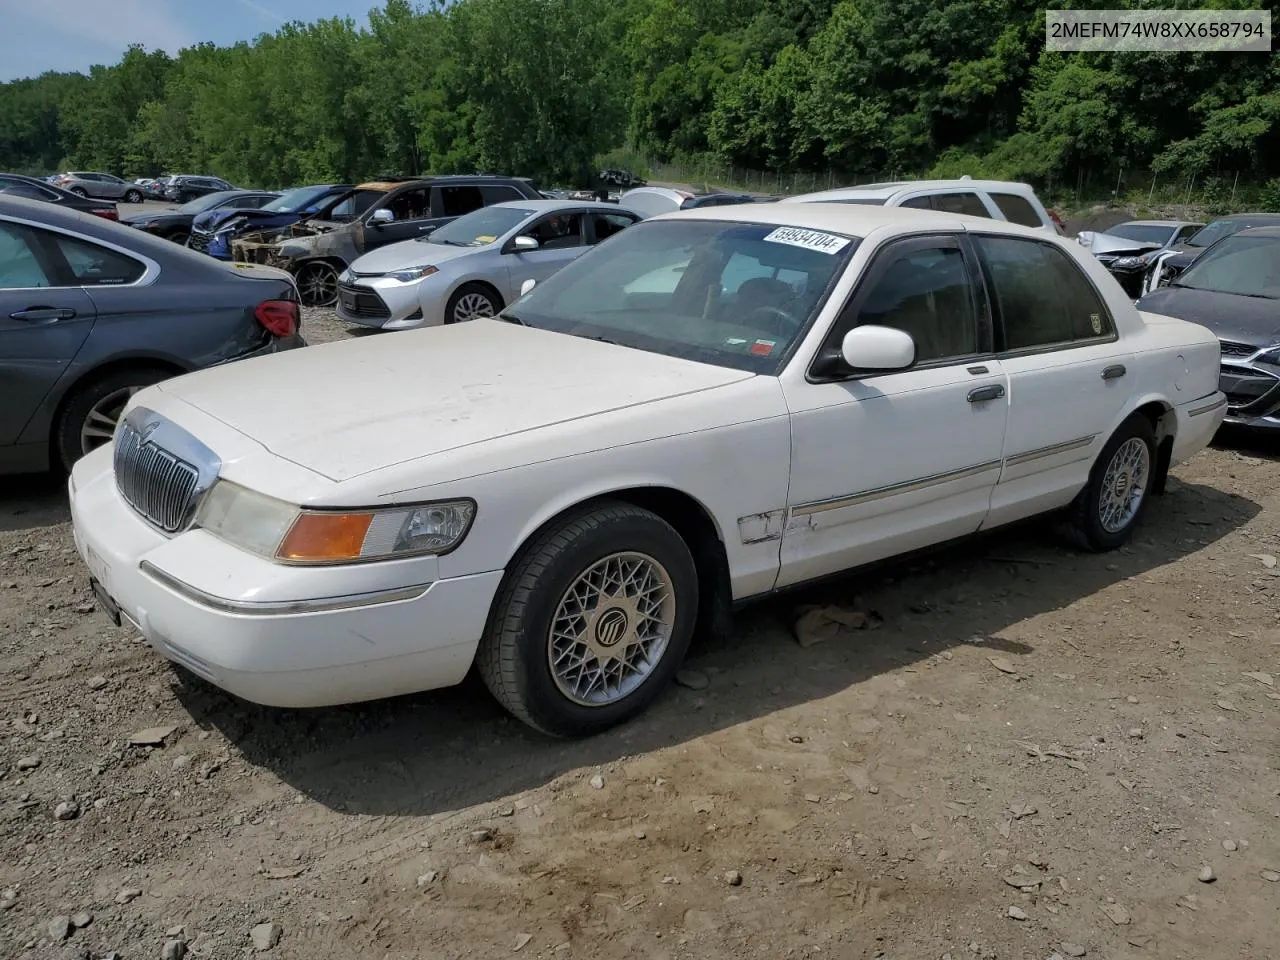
69,204,1226,737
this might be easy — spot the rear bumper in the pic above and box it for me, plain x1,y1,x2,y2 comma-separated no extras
1171,390,1227,465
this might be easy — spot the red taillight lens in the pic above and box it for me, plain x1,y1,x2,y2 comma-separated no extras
91,208,118,220
255,299,299,338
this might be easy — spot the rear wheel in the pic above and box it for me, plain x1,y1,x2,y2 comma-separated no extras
478,502,699,737
70,187,88,197
445,283,500,324
295,261,340,307
1064,413,1157,551
55,367,171,473
123,189,142,204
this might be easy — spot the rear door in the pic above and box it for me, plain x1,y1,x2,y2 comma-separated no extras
0,220,97,445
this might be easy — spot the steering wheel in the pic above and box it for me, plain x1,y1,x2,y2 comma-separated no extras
744,305,800,338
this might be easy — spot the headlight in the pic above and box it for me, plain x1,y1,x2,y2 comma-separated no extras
386,264,438,283
194,480,475,563
338,268,352,283
1111,255,1149,270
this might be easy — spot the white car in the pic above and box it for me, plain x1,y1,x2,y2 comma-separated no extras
781,178,1059,235
69,204,1226,737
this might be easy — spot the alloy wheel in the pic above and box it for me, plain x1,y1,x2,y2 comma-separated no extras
452,291,496,323
296,262,339,307
1098,437,1150,534
80,386,144,455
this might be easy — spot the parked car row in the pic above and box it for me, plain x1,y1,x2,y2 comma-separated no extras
61,198,1227,738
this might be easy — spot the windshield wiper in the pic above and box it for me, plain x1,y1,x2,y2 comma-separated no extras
499,312,525,325
430,238,467,246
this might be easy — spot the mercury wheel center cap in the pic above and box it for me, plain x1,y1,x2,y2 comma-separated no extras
1113,472,1131,498
594,607,629,648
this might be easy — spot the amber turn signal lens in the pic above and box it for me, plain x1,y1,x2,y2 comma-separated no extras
277,512,374,562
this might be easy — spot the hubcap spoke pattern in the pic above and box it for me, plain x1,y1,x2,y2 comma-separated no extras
81,386,145,453
1098,437,1150,534
454,292,495,323
548,551,676,707
300,264,337,306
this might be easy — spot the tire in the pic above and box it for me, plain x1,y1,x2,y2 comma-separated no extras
169,231,190,246
70,187,88,197
1064,413,1157,552
444,283,501,325
294,260,340,307
124,189,142,204
55,367,171,473
478,501,699,737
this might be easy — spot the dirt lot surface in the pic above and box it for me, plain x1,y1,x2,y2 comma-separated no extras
2,309,1279,960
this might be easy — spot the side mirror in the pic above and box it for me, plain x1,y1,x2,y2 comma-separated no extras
511,235,539,252
369,209,394,227
520,278,536,296
840,325,915,370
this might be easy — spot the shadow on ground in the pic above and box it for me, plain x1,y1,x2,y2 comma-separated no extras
171,475,1259,818
0,472,70,534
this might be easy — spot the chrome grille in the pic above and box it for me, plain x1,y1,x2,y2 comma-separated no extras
187,230,212,254
1220,340,1256,359
114,421,200,533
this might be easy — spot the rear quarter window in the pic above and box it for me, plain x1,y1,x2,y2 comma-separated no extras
989,192,1045,228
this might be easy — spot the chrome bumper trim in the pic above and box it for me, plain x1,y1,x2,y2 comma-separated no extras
1188,393,1228,418
139,561,431,615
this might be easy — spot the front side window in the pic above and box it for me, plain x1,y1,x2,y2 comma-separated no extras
523,212,583,250
325,189,381,221
385,188,430,221
0,223,52,289
850,244,980,363
989,192,1044,228
977,236,1113,350
436,185,484,218
50,233,145,286
479,185,524,205
1175,235,1280,299
506,219,857,373
427,205,535,247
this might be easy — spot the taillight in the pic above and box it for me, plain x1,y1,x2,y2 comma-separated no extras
255,299,299,338
91,208,118,220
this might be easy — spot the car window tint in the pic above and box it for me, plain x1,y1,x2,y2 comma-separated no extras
51,234,144,286
1175,225,1199,243
853,245,979,363
437,185,484,218
479,185,524,205
978,236,1112,350
932,191,991,218
590,212,635,243
989,192,1043,228
0,223,52,288
900,196,933,210
525,212,583,249
1176,234,1280,299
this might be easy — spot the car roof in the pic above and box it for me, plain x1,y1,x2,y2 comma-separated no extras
786,178,1037,202
488,199,623,213
649,199,1059,241
0,195,225,262
1119,219,1200,228
1209,212,1280,222
1233,226,1280,239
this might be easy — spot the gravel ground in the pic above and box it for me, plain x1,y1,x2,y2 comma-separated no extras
1,318,1278,959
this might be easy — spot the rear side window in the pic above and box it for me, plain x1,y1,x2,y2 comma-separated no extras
930,192,992,218
988,192,1044,228
436,185,484,217
590,212,636,243
0,223,52,288
976,236,1113,351
479,185,524,205
50,233,145,286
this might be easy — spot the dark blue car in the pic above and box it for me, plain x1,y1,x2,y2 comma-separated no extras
187,184,352,259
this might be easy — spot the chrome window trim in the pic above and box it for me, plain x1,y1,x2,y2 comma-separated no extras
139,560,431,615
1002,434,1097,468
0,212,161,290
790,459,1004,517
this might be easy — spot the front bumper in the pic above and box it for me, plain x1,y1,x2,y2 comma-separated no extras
335,276,430,329
1216,343,1280,429
68,446,501,708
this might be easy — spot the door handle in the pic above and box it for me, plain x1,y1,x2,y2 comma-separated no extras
967,384,1006,403
10,307,77,322
1102,364,1126,380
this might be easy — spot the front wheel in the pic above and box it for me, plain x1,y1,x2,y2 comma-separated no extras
70,187,88,197
1065,413,1157,551
478,502,699,737
169,231,189,246
295,261,339,307
444,283,500,324
123,189,142,204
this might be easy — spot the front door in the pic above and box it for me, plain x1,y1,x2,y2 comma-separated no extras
0,221,96,445
365,186,434,250
504,211,588,294
778,234,1009,588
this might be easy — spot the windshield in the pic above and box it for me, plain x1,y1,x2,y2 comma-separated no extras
319,189,382,222
1105,223,1172,245
178,193,231,215
1175,234,1280,299
504,219,857,373
262,186,329,213
1186,219,1251,249
426,206,535,246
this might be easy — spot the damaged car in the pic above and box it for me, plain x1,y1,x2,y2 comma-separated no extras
1141,213,1280,295
188,183,353,259
230,175,543,307
1076,220,1201,298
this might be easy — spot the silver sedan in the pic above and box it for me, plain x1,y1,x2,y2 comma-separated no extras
335,200,641,330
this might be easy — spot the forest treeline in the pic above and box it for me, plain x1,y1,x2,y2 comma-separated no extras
0,0,1276,194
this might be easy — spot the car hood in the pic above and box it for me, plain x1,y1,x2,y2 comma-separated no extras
122,211,188,226
195,208,288,232
1136,285,1280,346
1080,231,1162,257
349,237,488,274
151,319,754,482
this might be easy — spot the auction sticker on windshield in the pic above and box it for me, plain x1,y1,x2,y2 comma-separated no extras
762,227,851,255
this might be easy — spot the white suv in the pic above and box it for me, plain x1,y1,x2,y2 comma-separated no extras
781,177,1060,235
